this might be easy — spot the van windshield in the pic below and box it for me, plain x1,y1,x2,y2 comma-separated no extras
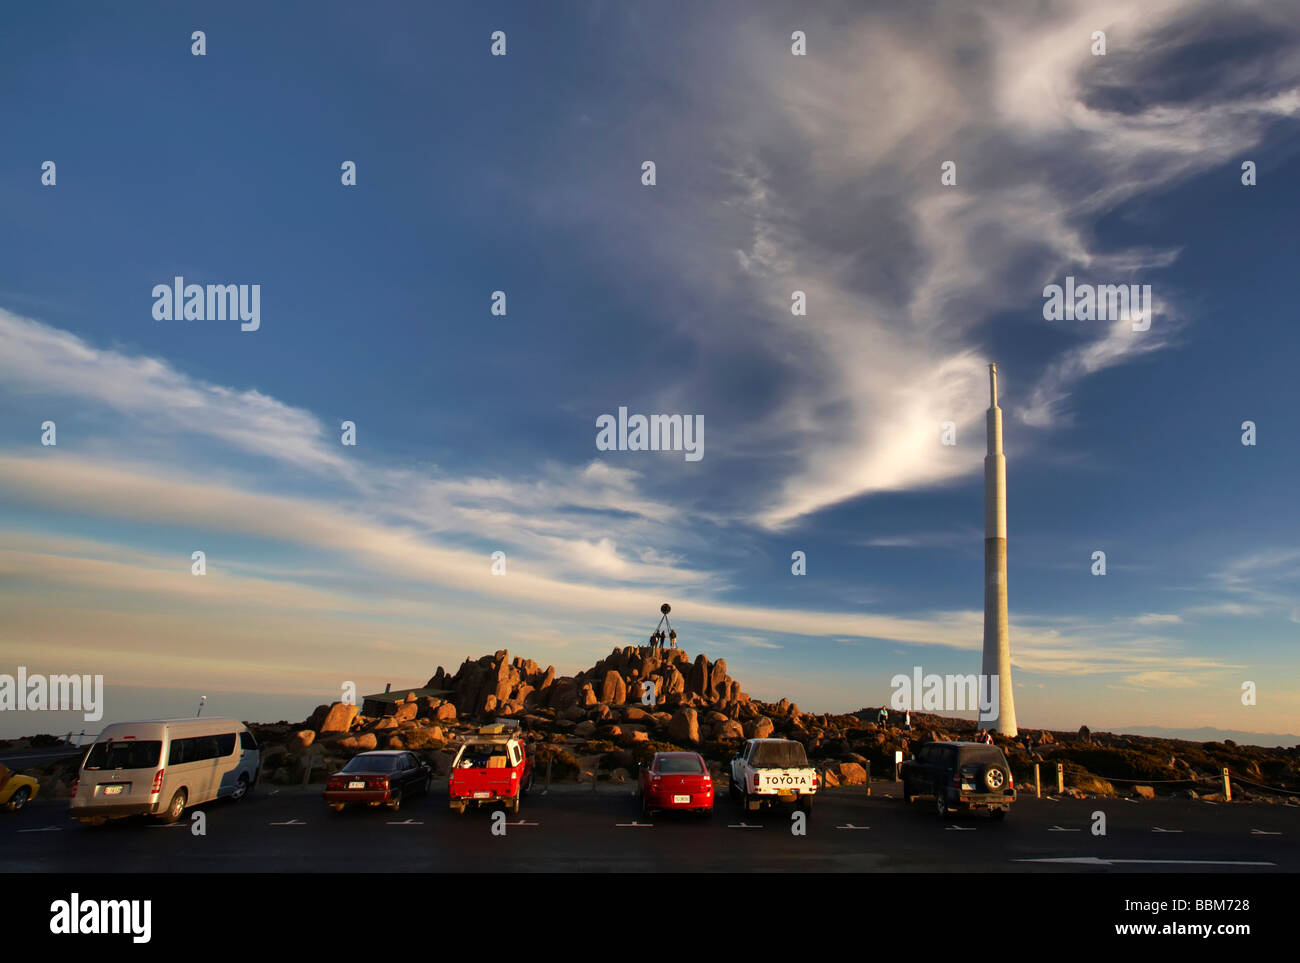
84,740,162,771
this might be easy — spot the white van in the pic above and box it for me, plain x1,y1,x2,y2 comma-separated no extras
69,718,261,824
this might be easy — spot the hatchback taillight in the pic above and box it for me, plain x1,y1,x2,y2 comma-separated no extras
152,769,165,793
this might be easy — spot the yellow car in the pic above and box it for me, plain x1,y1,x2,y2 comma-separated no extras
1,772,40,812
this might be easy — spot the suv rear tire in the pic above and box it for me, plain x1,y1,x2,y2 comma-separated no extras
982,765,1009,791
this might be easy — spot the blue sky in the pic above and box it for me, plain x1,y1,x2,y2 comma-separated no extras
2,1,1299,740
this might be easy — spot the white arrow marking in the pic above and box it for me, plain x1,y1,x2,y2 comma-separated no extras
18,825,63,833
727,822,762,829
1013,857,1274,867
1251,829,1282,836
945,824,976,831
387,819,423,825
615,821,653,828
1048,826,1081,832
507,820,538,827
270,819,306,826
835,824,870,830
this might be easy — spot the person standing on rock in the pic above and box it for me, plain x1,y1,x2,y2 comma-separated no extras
877,706,888,726
904,710,911,733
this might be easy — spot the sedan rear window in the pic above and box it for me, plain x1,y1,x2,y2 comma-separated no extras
83,740,162,771
656,755,705,774
342,754,400,773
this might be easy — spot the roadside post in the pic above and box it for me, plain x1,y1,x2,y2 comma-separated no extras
1056,763,1064,795
865,760,871,797
1223,768,1231,802
1034,763,1041,799
894,750,903,781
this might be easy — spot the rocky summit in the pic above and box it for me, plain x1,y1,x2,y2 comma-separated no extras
9,645,1300,803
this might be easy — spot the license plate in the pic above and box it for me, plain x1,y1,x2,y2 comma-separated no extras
103,785,124,795
347,781,365,789
473,791,491,799
673,794,691,804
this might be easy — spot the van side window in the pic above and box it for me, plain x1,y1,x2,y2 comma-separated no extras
168,738,190,765
216,733,236,757
239,730,259,751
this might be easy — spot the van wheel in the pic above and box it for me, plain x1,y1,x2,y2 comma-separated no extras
230,774,250,802
160,789,187,823
6,787,31,811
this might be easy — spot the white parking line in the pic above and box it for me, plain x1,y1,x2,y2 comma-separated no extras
1014,856,1274,867
270,819,307,826
18,825,63,833
615,821,653,828
835,824,870,830
727,822,762,829
1047,826,1081,832
1250,828,1282,836
945,825,976,831
148,822,188,829
1152,827,1183,833
507,820,539,827
387,819,423,825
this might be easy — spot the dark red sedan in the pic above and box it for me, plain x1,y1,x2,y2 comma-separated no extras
325,750,431,813
639,751,713,817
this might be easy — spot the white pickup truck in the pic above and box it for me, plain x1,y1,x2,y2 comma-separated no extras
729,738,818,813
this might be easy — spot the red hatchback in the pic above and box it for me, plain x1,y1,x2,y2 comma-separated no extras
639,751,713,817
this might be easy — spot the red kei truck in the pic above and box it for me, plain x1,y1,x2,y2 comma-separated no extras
448,725,534,814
